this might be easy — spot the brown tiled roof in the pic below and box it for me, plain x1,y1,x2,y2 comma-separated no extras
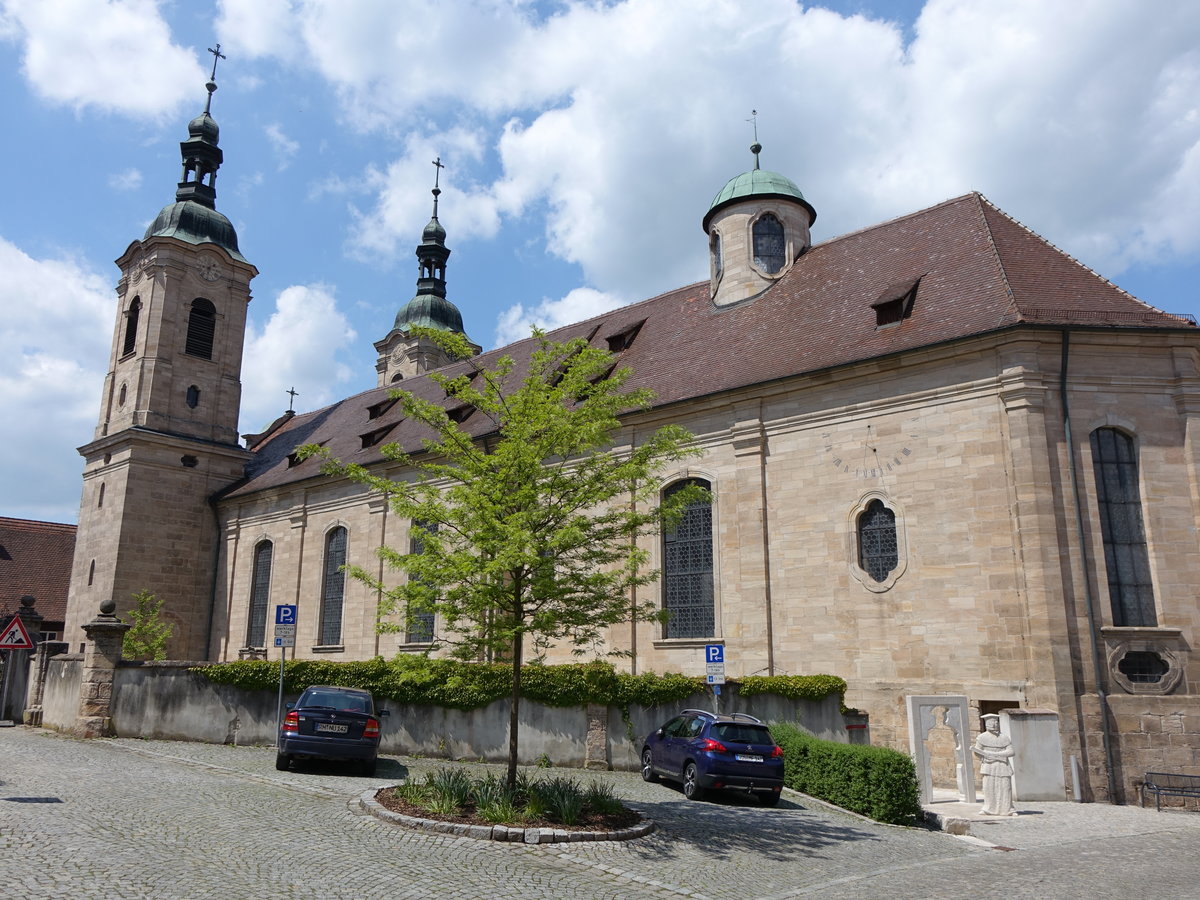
0,517,76,626
225,193,1194,500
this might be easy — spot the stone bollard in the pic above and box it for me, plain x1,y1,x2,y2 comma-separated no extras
584,702,610,770
75,599,131,738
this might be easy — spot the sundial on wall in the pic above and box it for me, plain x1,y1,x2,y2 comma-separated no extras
821,420,920,479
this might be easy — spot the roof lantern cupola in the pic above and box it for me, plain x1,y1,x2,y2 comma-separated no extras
703,113,816,307
374,159,480,385
143,44,245,261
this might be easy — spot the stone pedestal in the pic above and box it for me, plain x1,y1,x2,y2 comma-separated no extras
75,601,131,738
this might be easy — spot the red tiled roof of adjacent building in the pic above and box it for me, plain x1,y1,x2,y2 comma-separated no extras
225,192,1194,500
0,517,76,626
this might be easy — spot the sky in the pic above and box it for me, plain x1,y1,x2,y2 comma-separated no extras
2,0,1198,524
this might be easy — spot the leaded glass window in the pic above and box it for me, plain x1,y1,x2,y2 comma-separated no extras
663,479,714,639
858,500,898,583
752,213,785,274
710,231,723,282
185,298,216,359
246,541,273,647
406,520,436,643
319,527,347,645
1090,428,1156,626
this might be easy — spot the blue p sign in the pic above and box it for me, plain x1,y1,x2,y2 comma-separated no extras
705,644,724,663
276,604,297,625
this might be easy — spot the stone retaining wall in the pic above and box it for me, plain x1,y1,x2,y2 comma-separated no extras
36,656,852,768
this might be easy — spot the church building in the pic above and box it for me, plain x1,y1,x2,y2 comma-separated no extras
63,78,1200,803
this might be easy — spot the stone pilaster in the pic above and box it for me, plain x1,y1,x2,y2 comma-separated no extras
75,600,131,738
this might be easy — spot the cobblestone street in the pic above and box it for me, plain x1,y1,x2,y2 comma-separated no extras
2,728,1198,899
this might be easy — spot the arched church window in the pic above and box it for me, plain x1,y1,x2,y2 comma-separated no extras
406,520,437,644
1090,427,1156,626
246,541,273,647
858,499,898,582
752,213,785,274
319,527,348,645
710,231,723,282
97,482,105,508
662,478,714,639
122,297,141,357
186,385,201,409
185,298,217,359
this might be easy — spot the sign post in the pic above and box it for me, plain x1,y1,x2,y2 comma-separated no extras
704,644,725,715
274,605,297,749
0,616,34,726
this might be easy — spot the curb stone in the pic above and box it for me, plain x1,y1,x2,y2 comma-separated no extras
359,786,656,844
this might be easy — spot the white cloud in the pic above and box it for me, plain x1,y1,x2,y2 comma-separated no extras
2,0,206,118
264,122,299,171
107,168,143,191
0,237,113,522
494,287,626,347
240,283,357,433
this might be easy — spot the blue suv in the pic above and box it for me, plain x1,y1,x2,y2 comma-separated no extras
641,709,785,806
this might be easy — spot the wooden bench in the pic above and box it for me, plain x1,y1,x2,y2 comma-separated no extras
1140,772,1200,811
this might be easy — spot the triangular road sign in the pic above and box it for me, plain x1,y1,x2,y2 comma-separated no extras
0,615,33,650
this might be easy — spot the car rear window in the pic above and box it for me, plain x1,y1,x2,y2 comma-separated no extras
301,690,370,712
713,724,773,744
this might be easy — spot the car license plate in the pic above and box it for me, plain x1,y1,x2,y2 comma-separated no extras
735,754,763,763
315,723,349,734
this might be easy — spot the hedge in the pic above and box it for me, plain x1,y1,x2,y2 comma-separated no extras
196,657,843,716
771,721,922,825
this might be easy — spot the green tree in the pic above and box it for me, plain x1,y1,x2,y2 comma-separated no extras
122,589,174,661
305,328,704,784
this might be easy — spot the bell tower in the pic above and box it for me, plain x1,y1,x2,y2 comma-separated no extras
64,48,257,660
374,158,480,385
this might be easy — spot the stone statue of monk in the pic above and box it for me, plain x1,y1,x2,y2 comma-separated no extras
972,714,1017,816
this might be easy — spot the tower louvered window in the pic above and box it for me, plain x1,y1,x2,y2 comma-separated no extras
752,213,785,274
246,541,273,647
319,527,347,645
122,297,141,357
663,479,714,639
185,298,216,359
1090,428,1156,626
858,500,898,583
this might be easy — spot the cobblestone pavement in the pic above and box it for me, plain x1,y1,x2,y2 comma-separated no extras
2,728,1199,899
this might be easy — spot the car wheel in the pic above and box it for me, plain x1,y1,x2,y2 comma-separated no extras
759,792,781,807
641,748,658,783
274,752,290,771
359,758,378,778
682,762,705,801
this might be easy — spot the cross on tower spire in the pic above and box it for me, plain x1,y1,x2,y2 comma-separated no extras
431,157,444,218
204,44,226,114
747,109,762,170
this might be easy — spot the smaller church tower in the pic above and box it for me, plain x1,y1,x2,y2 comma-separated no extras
375,160,480,384
703,141,817,307
63,49,257,660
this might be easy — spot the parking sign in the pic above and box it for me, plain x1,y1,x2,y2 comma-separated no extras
276,604,297,625
705,644,724,663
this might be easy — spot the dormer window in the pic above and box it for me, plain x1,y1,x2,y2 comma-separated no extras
872,277,921,328
752,213,785,274
606,320,645,353
368,397,398,420
360,423,396,449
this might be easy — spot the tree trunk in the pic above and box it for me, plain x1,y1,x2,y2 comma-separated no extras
506,625,523,787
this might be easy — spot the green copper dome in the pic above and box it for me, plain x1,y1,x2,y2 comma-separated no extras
703,168,817,231
145,200,246,262
394,293,464,334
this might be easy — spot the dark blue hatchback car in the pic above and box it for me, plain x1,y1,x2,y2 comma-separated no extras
276,685,388,776
641,709,784,805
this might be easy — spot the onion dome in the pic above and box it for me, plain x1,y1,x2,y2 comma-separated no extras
394,293,465,333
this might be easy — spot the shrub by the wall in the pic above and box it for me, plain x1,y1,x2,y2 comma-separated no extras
771,721,921,825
